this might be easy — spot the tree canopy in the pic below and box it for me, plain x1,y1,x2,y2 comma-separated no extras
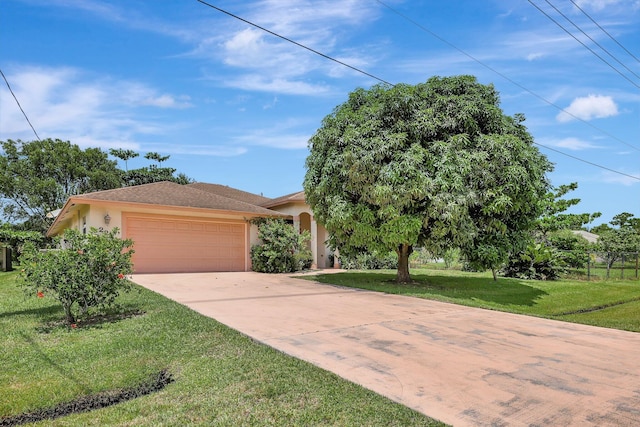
0,139,121,231
1,139,191,233
304,75,552,282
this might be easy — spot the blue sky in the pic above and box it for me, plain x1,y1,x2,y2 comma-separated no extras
1,0,638,226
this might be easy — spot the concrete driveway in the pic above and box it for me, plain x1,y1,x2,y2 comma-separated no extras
132,271,640,427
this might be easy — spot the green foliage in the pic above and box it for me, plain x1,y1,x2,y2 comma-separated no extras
108,148,139,171
504,182,600,280
19,228,134,323
440,248,461,269
501,243,563,281
340,250,398,270
250,219,312,273
597,227,640,277
547,229,590,269
304,75,551,283
0,139,121,232
537,183,601,236
0,224,44,256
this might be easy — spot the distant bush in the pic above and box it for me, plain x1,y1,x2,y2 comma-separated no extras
501,243,563,281
251,218,312,273
20,228,134,324
339,250,398,270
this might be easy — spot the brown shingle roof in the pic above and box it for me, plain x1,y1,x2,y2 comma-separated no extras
262,191,306,208
74,181,284,216
187,182,270,206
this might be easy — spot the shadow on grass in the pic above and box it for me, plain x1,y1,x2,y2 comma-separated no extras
0,305,61,320
35,306,145,334
312,271,548,308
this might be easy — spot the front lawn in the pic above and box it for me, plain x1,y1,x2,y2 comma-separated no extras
0,271,445,426
307,268,640,332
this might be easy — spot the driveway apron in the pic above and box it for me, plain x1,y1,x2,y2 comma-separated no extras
132,272,640,427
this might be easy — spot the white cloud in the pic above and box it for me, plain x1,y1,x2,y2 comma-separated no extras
233,119,312,149
224,75,330,95
575,0,632,11
0,66,189,148
600,170,640,186
556,95,619,122
143,144,248,157
197,1,381,94
552,137,602,150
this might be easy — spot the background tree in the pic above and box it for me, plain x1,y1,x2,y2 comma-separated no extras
109,148,139,171
304,75,552,283
122,152,191,186
597,213,640,278
503,182,599,279
0,139,121,232
144,151,170,165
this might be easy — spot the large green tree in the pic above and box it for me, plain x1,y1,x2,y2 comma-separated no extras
0,139,121,231
304,76,552,283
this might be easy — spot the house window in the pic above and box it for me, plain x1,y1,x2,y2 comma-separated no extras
82,216,87,235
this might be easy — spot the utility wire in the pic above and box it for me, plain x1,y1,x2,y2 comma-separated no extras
534,142,640,181
374,0,640,153
569,0,640,65
0,68,41,141
544,0,640,81
528,0,640,90
195,0,393,86
196,1,640,181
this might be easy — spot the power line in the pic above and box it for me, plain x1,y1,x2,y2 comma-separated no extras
534,142,640,181
528,0,640,90
374,0,640,153
195,0,393,86
197,1,640,181
0,68,41,141
569,0,640,65
543,0,640,82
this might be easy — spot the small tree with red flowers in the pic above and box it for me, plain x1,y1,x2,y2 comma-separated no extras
20,228,134,324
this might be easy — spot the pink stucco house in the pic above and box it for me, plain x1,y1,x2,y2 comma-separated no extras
47,181,333,273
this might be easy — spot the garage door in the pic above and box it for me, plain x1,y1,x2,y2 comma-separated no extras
125,214,246,273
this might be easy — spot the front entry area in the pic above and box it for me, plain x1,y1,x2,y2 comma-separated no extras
124,214,247,273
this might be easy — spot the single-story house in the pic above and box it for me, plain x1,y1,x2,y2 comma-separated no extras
47,181,333,274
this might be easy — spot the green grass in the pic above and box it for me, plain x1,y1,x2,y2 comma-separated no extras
307,267,640,332
0,271,445,426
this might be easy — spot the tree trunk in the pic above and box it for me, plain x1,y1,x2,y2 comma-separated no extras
491,268,497,281
396,244,413,283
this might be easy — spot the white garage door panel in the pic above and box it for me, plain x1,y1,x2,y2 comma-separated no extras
126,215,246,273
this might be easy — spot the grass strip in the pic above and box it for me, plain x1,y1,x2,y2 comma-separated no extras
0,370,173,427
553,296,640,316
305,268,640,332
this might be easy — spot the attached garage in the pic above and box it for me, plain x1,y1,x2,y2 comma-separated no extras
124,214,247,274
47,181,290,274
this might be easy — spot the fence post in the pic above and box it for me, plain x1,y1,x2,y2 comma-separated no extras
621,253,625,279
587,252,591,281
636,252,638,279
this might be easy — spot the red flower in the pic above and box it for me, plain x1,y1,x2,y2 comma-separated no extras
118,273,125,279
70,323,77,329
37,291,44,298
